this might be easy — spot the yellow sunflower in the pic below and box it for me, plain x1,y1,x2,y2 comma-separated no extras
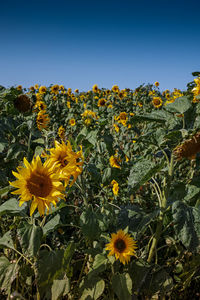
92,84,98,93
112,85,119,93
98,98,107,107
105,229,137,264
152,97,163,108
69,119,76,126
111,180,119,196
109,155,121,169
45,140,84,187
37,111,50,131
39,86,47,94
9,156,64,216
154,81,159,87
17,85,22,91
51,84,59,95
58,125,66,140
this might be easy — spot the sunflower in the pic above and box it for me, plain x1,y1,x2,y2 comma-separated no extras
39,86,47,94
17,85,22,91
113,123,119,133
34,84,39,90
37,111,50,131
173,132,200,160
58,125,66,140
9,156,64,216
51,84,59,95
111,180,119,196
69,119,76,126
109,155,121,169
98,98,107,107
14,94,31,113
152,97,163,108
105,229,137,264
45,140,84,187
112,85,119,93
92,84,98,93
34,100,47,111
29,86,35,92
154,81,159,87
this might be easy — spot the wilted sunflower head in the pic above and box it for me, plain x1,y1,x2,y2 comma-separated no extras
14,94,31,113
9,156,64,216
173,132,200,160
105,229,137,264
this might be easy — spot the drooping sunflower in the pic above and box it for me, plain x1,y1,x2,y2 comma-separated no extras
152,97,163,108
105,229,137,264
37,110,50,131
45,140,84,187
173,132,200,160
98,98,107,107
14,94,31,113
9,156,65,216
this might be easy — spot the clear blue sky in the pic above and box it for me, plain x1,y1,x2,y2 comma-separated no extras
1,0,200,91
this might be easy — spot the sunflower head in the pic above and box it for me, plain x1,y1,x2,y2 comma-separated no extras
98,98,107,107
105,229,137,264
152,97,163,108
9,156,64,216
14,94,31,113
112,85,119,93
39,86,47,94
69,119,76,126
154,81,159,87
173,132,200,160
37,111,50,131
109,155,121,169
92,84,98,93
51,84,59,94
58,125,66,140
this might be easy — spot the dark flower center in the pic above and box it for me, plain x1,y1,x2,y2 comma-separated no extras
114,238,126,253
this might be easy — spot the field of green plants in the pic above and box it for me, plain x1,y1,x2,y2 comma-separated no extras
0,73,200,299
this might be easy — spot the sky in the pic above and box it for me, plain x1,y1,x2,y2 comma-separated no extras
0,0,200,91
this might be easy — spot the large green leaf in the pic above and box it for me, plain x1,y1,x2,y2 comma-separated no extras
17,222,43,257
112,273,132,300
80,206,101,241
51,278,70,300
80,276,105,300
128,158,164,191
0,231,15,250
43,214,62,235
0,256,19,293
0,198,26,216
36,243,75,299
165,96,191,114
172,201,200,251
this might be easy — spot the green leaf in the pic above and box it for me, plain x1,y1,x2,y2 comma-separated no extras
43,214,62,235
93,254,107,270
80,207,101,241
172,201,200,251
0,198,26,216
0,231,15,250
80,277,105,300
128,159,164,191
165,96,191,114
0,256,19,293
17,222,43,257
51,279,70,300
86,130,98,146
112,273,132,300
102,167,111,183
36,243,75,299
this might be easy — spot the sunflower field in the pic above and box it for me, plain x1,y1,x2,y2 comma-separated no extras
0,73,200,299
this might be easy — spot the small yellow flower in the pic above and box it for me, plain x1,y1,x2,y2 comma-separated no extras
113,123,119,133
154,81,159,87
58,125,65,140
111,180,119,196
34,84,39,90
105,229,137,265
92,84,98,93
69,119,76,126
110,155,121,169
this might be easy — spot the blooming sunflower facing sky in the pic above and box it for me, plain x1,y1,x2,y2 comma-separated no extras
44,140,84,187
105,229,137,264
9,156,65,216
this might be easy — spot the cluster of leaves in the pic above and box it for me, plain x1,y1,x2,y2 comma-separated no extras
0,77,200,299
